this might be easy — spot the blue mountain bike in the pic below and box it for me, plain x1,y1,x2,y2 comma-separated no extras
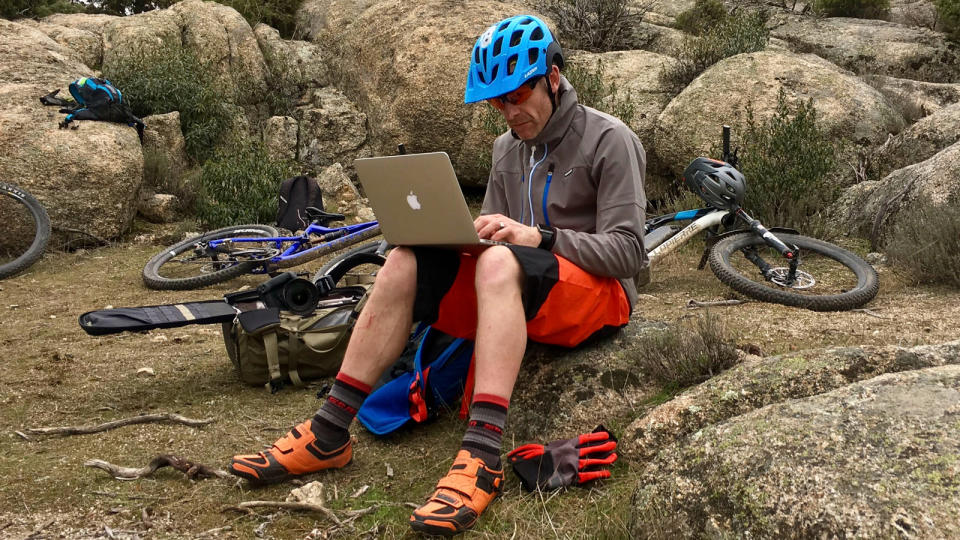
142,207,381,290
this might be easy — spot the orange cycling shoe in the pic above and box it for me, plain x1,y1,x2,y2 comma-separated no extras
230,419,351,484
410,450,504,536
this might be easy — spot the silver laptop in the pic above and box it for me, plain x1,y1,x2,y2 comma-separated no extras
354,152,504,248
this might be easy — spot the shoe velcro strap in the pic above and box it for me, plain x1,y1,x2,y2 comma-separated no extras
273,426,306,453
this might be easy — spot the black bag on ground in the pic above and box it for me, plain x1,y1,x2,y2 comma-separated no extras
277,175,324,231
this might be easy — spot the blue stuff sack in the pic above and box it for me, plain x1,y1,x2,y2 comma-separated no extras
357,325,474,436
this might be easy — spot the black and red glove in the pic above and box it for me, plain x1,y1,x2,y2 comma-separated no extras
506,425,618,491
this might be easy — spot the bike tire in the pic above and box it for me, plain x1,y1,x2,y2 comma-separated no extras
275,224,382,269
311,241,387,283
0,182,51,279
709,232,879,311
142,224,280,290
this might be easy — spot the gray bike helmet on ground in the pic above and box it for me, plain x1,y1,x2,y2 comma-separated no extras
683,157,747,210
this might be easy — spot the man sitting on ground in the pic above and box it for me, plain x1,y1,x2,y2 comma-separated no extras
230,14,648,536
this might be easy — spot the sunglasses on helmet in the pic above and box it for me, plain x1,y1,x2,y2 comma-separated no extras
487,77,543,110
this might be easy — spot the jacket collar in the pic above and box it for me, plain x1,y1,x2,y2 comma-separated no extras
511,75,578,149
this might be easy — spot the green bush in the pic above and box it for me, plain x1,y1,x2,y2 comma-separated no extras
885,195,960,287
660,9,769,91
674,0,728,35
196,139,295,228
1,0,87,19
937,0,960,41
537,0,647,52
813,0,890,18
732,89,840,233
103,44,232,162
626,314,739,388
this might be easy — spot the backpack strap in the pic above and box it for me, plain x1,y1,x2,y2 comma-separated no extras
459,352,476,420
237,309,285,393
262,331,284,393
287,330,304,387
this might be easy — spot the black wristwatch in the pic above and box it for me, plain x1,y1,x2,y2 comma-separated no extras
537,224,557,250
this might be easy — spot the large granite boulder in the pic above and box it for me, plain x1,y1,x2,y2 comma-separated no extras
568,50,680,199
21,19,104,70
0,20,143,242
254,23,329,92
655,50,904,176
297,0,530,186
263,115,299,161
296,87,370,174
100,0,269,110
829,141,960,241
622,340,960,461
876,101,960,174
769,14,960,83
629,364,960,538
863,74,960,116
141,111,189,191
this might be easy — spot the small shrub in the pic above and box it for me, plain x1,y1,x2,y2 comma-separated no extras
537,0,650,52
627,314,739,388
885,195,960,287
660,9,769,91
937,0,960,41
813,0,890,18
674,0,728,36
103,44,233,162
143,148,198,213
729,89,840,234
196,139,295,228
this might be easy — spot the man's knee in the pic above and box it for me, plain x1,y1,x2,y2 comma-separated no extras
374,247,417,296
475,246,522,293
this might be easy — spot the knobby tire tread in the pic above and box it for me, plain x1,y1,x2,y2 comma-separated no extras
311,241,386,283
709,232,879,311
142,225,279,290
275,225,382,269
0,182,51,279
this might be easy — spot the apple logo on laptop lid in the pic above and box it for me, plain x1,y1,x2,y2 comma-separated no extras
406,191,422,210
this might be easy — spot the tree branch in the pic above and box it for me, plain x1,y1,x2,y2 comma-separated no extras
26,413,214,438
85,455,231,480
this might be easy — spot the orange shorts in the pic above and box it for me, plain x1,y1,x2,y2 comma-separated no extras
411,246,630,348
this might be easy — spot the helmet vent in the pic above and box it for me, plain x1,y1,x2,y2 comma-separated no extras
531,27,544,41
478,70,486,84
474,47,480,65
491,64,499,81
506,55,517,75
528,49,539,66
493,37,503,57
510,30,523,47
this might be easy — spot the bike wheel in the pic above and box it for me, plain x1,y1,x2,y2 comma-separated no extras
709,232,879,311
142,224,280,290
0,182,51,279
312,241,387,284
276,224,382,269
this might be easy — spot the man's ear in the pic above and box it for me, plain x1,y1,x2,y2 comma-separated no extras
548,64,561,94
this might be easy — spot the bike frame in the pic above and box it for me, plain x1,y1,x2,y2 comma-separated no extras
645,208,728,264
207,220,379,273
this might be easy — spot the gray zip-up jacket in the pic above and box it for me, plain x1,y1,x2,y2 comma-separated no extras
481,76,648,309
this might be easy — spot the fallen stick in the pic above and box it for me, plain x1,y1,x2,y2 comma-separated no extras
27,413,214,438
852,308,890,319
85,455,231,480
686,299,750,309
223,501,342,526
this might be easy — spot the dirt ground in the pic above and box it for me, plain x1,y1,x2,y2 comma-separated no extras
0,227,957,539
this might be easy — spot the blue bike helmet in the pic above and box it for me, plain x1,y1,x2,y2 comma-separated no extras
464,15,565,104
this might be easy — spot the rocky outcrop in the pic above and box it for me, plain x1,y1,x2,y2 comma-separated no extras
296,87,369,174
829,140,960,241
263,115,299,161
315,163,375,224
621,340,960,461
875,101,960,174
863,74,960,117
629,364,960,538
296,0,529,186
141,111,189,190
770,14,960,83
655,50,904,176
568,50,679,198
254,23,329,92
21,19,103,70
0,20,143,242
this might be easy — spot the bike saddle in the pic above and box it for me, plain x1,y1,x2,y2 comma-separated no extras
306,207,345,225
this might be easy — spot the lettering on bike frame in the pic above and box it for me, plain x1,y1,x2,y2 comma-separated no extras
647,210,728,265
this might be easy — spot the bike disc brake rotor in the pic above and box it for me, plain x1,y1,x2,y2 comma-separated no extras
768,267,816,289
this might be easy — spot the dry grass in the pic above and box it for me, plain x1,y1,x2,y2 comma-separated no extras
1,224,958,538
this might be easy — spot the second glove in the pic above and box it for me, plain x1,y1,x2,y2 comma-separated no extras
506,425,618,491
